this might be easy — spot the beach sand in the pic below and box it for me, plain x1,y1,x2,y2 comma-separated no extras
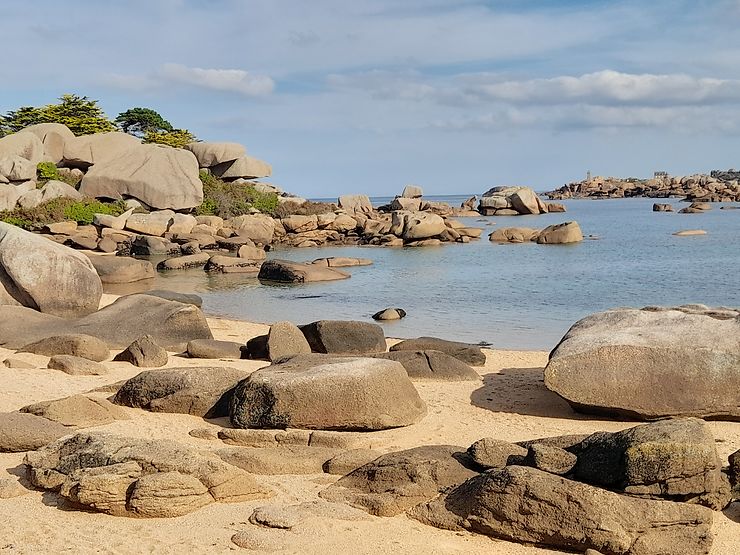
1,300,738,554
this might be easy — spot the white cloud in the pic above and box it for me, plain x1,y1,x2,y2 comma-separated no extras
467,71,740,106
102,64,274,97
159,64,275,96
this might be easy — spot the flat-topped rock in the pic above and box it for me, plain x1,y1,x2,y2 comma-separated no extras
230,355,426,431
390,337,486,366
311,257,372,268
21,395,128,428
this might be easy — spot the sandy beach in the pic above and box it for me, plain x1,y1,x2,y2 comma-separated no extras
1,297,738,554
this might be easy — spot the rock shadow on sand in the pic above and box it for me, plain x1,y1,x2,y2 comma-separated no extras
471,367,590,420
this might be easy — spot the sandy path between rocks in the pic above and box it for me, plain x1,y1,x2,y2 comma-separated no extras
1,307,738,554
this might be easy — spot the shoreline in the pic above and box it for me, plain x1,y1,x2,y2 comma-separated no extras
2,302,739,553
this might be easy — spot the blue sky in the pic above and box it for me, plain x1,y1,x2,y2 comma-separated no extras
3,0,740,196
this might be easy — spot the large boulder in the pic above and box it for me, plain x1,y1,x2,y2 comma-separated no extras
79,144,202,210
113,366,248,418
370,350,479,381
536,221,583,244
570,418,731,510
390,337,486,366
508,188,542,215
0,412,69,452
258,260,349,283
0,132,44,165
0,294,213,350
24,432,271,517
0,222,102,317
185,142,246,167
544,305,740,419
211,156,272,180
320,445,477,516
300,320,386,355
62,131,140,168
401,185,423,199
398,212,446,240
230,355,427,431
21,123,75,164
85,254,156,284
411,466,714,555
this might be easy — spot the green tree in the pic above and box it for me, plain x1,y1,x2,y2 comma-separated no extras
115,107,173,138
143,128,195,148
2,106,44,133
1,94,116,136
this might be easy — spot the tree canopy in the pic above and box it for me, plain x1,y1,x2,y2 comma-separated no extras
1,94,116,136
115,107,173,138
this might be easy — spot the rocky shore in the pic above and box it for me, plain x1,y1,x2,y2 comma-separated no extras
546,171,740,201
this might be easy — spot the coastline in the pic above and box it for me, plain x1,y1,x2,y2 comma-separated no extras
1,304,739,554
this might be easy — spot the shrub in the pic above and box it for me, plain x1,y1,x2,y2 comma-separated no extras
36,162,82,188
272,200,337,219
37,161,60,181
143,128,195,148
0,197,125,229
196,171,279,218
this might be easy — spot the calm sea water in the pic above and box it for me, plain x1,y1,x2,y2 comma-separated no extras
152,197,740,350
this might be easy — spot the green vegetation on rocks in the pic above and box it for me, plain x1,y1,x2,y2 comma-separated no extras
0,197,125,229
36,162,80,187
196,170,279,218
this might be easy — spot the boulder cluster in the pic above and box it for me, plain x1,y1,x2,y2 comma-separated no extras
547,172,740,202
0,124,276,212
478,186,566,216
323,417,732,555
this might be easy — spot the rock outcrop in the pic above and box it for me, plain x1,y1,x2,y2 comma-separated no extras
389,337,486,366
24,433,270,517
410,466,714,555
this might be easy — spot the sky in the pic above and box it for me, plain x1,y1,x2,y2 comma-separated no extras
3,0,740,197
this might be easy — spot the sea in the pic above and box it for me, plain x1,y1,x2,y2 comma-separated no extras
148,196,740,351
